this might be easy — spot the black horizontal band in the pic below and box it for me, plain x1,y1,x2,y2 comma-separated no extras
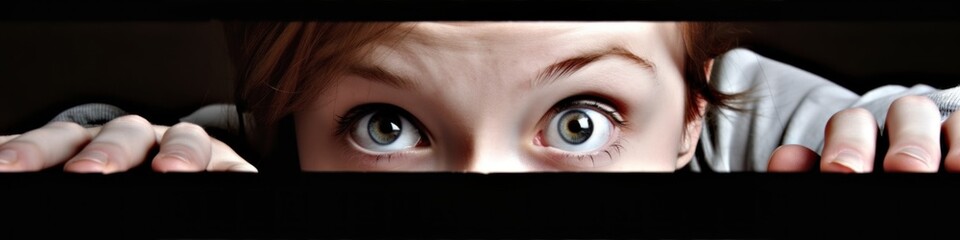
0,172,955,238
6,0,960,21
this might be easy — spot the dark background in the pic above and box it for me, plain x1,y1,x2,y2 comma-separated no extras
2,21,960,134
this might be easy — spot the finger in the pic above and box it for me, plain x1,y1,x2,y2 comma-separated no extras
0,134,21,145
207,138,257,172
768,144,819,172
883,96,942,173
151,122,212,172
0,122,92,171
63,115,157,174
768,144,820,172
820,108,878,173
944,112,960,172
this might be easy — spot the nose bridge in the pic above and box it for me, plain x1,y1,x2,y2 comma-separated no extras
445,118,530,173
439,53,530,173
437,93,525,172
463,135,528,173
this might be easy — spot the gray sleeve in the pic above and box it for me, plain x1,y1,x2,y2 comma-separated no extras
49,103,129,127
49,103,249,137
692,48,948,172
178,103,251,137
925,85,960,121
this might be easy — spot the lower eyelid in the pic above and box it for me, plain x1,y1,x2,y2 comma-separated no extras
350,150,416,170
345,143,434,170
358,152,403,167
540,147,617,169
538,139,625,170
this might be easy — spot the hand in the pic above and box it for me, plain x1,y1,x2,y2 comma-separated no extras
769,95,957,173
0,115,257,173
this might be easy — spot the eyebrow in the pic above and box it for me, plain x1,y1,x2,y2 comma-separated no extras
348,64,416,90
533,46,656,88
348,46,655,90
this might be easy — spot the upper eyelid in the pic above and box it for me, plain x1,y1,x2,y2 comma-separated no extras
567,99,625,123
334,105,376,136
553,97,627,125
334,104,396,137
334,103,431,139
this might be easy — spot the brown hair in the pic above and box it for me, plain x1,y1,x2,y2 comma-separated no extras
679,22,744,123
223,21,741,157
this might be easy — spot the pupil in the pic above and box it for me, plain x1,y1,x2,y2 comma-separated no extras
368,112,402,144
559,110,593,144
567,119,584,132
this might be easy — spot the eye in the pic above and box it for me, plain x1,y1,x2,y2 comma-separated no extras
544,107,614,153
342,105,426,153
542,97,626,155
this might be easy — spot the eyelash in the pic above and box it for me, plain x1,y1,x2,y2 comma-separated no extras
559,142,626,167
549,96,629,126
334,104,376,137
334,103,427,137
334,96,630,168
544,96,629,168
334,104,429,165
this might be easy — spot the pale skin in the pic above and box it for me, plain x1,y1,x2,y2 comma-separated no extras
295,22,693,172
0,22,955,173
0,116,256,173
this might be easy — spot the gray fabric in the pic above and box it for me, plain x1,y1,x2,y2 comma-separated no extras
179,103,251,137
49,103,128,127
692,48,955,172
48,102,246,133
926,86,960,121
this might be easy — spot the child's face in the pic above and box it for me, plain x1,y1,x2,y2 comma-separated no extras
293,22,701,172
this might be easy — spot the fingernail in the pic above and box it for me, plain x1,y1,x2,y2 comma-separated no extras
66,150,108,173
830,150,863,173
75,150,108,164
156,151,195,172
896,146,931,167
0,149,17,164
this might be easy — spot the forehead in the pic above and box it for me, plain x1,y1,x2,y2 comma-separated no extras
395,22,679,53
408,21,673,42
365,21,683,79
347,22,687,113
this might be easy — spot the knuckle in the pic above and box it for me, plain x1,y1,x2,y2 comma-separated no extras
108,115,153,129
830,107,874,123
46,121,87,134
892,95,937,110
171,122,208,136
887,96,942,130
163,124,212,149
103,115,156,137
